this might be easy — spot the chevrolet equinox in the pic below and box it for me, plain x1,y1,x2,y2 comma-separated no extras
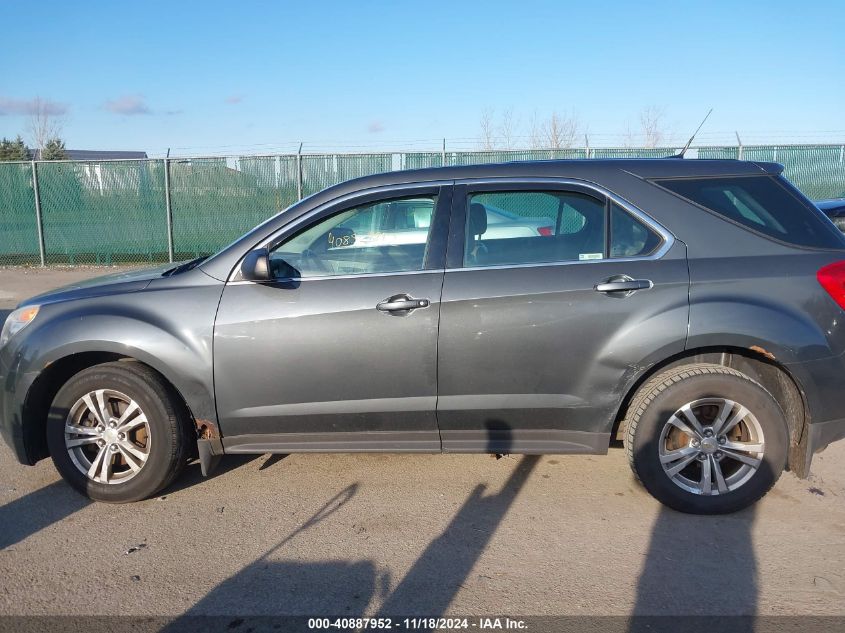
3,159,845,514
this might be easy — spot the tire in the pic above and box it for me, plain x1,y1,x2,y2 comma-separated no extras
623,363,788,514
46,361,190,503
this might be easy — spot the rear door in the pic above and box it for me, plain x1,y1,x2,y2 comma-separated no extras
437,180,689,453
214,184,452,451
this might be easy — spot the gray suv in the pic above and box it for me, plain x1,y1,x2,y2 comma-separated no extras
3,159,845,514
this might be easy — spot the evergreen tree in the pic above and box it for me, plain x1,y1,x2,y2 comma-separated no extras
0,136,30,161
42,137,68,160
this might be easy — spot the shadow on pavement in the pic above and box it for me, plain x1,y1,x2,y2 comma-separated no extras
161,426,540,630
628,473,763,632
159,484,363,626
159,454,264,496
258,453,287,470
0,455,264,550
626,507,758,633
0,480,90,550
377,454,539,616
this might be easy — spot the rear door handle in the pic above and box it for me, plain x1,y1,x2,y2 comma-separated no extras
377,294,430,314
594,277,653,293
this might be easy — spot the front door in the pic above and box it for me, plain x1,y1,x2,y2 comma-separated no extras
214,185,451,452
437,182,689,453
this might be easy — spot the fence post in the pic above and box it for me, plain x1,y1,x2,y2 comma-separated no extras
163,157,175,263
30,161,47,267
296,142,303,201
735,132,743,160
442,138,447,166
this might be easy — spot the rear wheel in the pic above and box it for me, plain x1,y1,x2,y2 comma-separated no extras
46,361,190,503
623,363,788,514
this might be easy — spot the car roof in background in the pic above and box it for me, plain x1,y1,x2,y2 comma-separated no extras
816,199,845,213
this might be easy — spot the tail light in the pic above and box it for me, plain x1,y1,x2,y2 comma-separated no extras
538,226,553,236
817,261,845,309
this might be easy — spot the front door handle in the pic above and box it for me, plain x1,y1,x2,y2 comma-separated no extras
594,276,653,294
377,294,430,314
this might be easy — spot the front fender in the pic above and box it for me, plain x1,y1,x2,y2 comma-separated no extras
10,282,223,442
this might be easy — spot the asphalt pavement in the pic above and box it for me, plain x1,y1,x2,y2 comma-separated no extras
0,267,843,622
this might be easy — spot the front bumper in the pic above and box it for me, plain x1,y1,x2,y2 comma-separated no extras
0,343,37,466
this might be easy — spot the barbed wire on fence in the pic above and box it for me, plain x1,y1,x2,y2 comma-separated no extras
1,143,844,267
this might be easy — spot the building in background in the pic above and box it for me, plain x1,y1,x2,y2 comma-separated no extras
27,149,148,161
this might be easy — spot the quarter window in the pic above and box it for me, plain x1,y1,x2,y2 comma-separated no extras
610,202,663,257
270,196,436,278
464,191,606,267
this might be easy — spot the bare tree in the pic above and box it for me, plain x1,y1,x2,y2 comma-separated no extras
639,106,665,148
622,121,636,148
28,97,65,151
479,108,496,150
499,107,519,150
528,110,543,149
542,111,579,149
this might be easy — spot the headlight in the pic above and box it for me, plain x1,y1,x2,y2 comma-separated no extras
0,305,40,348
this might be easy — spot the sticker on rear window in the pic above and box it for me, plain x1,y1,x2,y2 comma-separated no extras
579,253,603,261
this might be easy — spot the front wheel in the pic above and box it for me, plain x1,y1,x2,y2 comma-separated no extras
46,361,190,503
623,363,788,514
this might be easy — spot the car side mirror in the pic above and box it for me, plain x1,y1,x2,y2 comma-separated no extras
241,248,271,281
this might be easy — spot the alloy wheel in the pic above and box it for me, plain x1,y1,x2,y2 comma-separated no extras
658,397,765,496
64,389,151,484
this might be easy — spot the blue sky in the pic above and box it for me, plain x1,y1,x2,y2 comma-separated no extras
1,0,843,156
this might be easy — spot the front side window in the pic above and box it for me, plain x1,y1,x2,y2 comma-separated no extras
464,191,606,267
270,196,436,278
654,175,844,248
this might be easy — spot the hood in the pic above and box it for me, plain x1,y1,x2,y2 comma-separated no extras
19,263,176,307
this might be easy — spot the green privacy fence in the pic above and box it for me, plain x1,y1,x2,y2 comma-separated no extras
1,144,844,266
698,145,845,199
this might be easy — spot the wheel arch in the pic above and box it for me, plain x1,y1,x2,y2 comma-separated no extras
21,352,202,464
612,346,811,476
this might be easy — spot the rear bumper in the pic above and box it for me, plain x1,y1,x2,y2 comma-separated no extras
785,354,845,424
785,353,845,474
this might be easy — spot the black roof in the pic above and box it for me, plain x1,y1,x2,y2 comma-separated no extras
304,158,784,205
387,157,782,181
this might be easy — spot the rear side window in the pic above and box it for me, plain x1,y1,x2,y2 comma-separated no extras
654,176,844,248
464,191,606,267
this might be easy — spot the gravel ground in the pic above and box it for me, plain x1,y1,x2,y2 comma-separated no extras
0,266,844,620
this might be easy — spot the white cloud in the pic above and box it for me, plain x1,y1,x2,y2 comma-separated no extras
0,96,67,116
103,94,151,115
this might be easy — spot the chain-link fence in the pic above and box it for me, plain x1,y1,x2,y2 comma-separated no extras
1,144,844,266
